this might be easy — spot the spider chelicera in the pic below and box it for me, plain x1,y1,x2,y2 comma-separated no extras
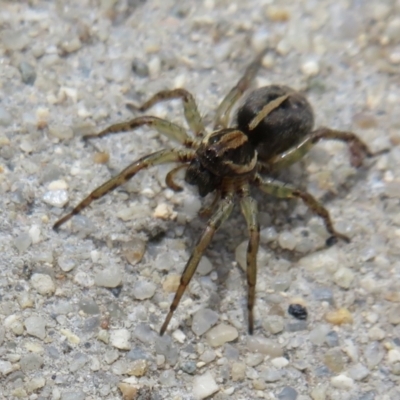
53,50,380,336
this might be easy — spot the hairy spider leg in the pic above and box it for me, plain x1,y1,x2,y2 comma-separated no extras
165,164,188,192
254,174,350,243
53,149,195,230
214,49,269,129
239,188,260,334
160,192,234,335
128,88,205,137
268,127,379,171
198,191,221,218
83,116,196,148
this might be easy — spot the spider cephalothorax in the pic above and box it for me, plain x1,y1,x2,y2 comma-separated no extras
53,49,380,336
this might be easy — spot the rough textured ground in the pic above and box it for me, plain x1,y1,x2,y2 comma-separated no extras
1,0,400,399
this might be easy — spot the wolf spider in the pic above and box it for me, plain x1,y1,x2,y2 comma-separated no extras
53,50,380,335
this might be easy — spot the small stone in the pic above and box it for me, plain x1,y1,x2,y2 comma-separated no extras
127,359,147,377
330,374,354,389
206,323,238,347
265,6,290,22
94,268,123,288
325,308,353,325
368,326,385,341
310,384,328,400
245,353,264,367
388,349,400,364
159,369,176,387
132,58,150,77
69,353,89,372
5,315,24,335
43,190,69,207
278,231,297,250
155,335,179,365
253,379,266,390
323,348,345,373
277,386,298,400
48,124,74,140
18,61,36,85
172,329,186,344
132,280,156,300
262,315,284,334
153,203,175,219
392,362,400,375
60,328,81,345
181,361,196,375
118,383,139,399
60,390,85,400
192,308,219,336
309,324,331,345
123,238,146,266
200,350,216,364
1,29,30,51
163,275,180,293
347,363,369,381
364,342,385,369
192,372,219,399
24,316,46,340
13,232,32,253
0,106,12,127
110,329,131,350
0,360,13,375
60,37,82,53
333,267,355,289
20,354,43,373
58,255,76,272
148,56,161,78
288,303,308,320
388,305,400,324
301,60,320,77
31,273,56,295
261,368,283,382
231,362,246,381
198,256,213,276
325,331,340,347
247,336,283,358
271,357,289,368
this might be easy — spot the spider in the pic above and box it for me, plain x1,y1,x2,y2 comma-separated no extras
53,50,380,336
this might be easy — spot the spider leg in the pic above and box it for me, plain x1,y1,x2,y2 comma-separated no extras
165,164,187,192
239,188,260,335
53,149,195,230
254,174,350,243
214,49,268,129
128,89,205,137
198,191,221,218
160,192,234,335
83,116,195,148
268,127,384,171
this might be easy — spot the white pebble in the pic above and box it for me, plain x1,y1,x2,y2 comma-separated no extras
330,374,354,389
58,255,76,272
31,273,55,295
148,57,161,78
197,257,213,276
333,267,354,289
4,315,24,335
48,124,74,140
48,180,68,190
24,316,46,340
388,349,400,364
43,190,69,207
13,232,32,253
271,357,289,368
301,60,320,77
172,329,186,344
110,329,131,350
0,360,13,376
278,231,297,250
192,308,219,336
132,280,156,300
94,268,123,288
73,271,94,287
192,371,219,399
206,323,238,347
28,225,41,244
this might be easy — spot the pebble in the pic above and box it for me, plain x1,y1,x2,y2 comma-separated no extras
181,361,196,375
110,329,131,350
94,267,122,288
20,354,43,373
48,124,74,140
198,256,213,276
330,374,354,389
127,359,147,377
205,323,238,347
18,293,33,309
122,238,146,266
388,304,400,324
132,280,156,300
159,369,177,387
261,368,283,382
247,336,283,358
277,386,298,400
347,363,370,381
60,390,85,400
28,225,41,244
271,357,289,368
192,372,219,399
13,232,32,253
58,255,76,272
162,274,180,292
231,362,246,381
364,341,385,369
388,349,400,364
200,349,216,364
155,335,179,365
325,331,339,347
333,267,355,289
18,61,36,85
117,383,139,399
69,352,89,372
0,360,13,375
309,324,331,345
1,28,30,51
245,353,264,367
368,326,385,341
301,60,320,77
24,316,46,340
43,190,69,207
325,308,353,325
192,308,219,336
323,348,345,373
131,58,150,77
278,231,297,250
31,273,56,295
0,106,12,126
60,328,80,345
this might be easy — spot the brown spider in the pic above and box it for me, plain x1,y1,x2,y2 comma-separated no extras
53,50,380,336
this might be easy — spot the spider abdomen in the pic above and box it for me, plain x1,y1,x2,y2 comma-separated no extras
237,85,314,162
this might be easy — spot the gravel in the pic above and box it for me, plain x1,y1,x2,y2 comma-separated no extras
1,0,400,399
